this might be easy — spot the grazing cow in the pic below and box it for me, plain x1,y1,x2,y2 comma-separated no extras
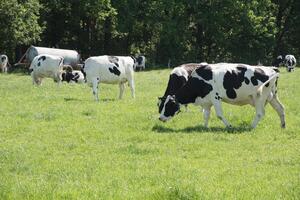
0,54,8,73
157,63,207,113
29,54,64,85
159,63,285,129
62,70,85,84
272,55,297,72
82,55,136,101
134,56,146,71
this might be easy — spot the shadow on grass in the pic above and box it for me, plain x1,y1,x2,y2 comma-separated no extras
101,98,116,102
64,97,82,102
152,123,252,134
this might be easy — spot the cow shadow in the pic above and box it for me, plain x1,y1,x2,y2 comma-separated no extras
152,123,252,134
64,97,82,102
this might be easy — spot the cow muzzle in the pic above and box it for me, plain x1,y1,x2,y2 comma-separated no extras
159,116,167,122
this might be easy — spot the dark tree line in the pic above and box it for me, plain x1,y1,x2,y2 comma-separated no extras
0,0,299,67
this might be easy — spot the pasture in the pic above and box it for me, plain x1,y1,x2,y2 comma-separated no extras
0,68,299,199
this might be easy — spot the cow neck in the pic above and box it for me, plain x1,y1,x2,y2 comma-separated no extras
163,74,187,97
174,83,196,105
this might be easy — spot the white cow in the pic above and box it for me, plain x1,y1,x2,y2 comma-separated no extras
159,63,285,129
82,55,136,101
29,54,64,85
0,55,9,73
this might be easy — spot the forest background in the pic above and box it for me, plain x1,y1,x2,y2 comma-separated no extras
0,0,299,67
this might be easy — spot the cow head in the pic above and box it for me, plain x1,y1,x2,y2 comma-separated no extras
159,95,181,122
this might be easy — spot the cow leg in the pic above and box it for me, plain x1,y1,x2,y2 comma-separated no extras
269,96,285,128
202,106,211,128
119,83,125,99
213,101,231,127
251,100,265,128
92,78,99,101
128,77,135,98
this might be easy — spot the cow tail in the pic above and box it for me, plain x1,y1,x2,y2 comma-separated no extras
257,73,279,96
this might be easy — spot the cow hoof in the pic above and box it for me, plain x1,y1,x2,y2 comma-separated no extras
281,123,286,128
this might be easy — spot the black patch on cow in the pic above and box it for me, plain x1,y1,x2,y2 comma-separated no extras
223,65,248,99
163,74,187,97
215,92,222,100
73,73,79,82
1,56,5,62
109,66,121,76
244,77,250,85
176,77,213,104
38,56,46,62
37,62,41,67
250,68,269,87
62,72,73,82
163,97,180,117
194,65,213,81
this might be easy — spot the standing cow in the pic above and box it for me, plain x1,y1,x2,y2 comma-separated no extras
0,54,9,73
159,63,285,129
29,54,64,85
82,55,136,101
157,63,207,113
272,54,297,72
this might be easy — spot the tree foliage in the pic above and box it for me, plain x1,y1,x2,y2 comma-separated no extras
0,0,299,66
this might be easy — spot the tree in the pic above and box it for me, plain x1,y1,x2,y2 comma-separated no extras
0,0,42,61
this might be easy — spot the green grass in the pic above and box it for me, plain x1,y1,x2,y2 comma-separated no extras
0,68,299,200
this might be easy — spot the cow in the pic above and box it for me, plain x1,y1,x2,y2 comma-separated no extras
157,63,207,113
0,54,9,73
61,69,85,84
272,54,297,72
29,54,64,85
134,56,146,71
82,55,136,101
159,63,285,129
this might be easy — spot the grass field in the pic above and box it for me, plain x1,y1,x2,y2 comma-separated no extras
0,68,299,199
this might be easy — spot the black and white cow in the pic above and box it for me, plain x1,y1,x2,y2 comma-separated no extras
272,55,297,72
82,55,136,101
29,54,64,85
134,56,146,71
0,54,8,73
158,63,207,113
159,63,285,129
62,70,85,84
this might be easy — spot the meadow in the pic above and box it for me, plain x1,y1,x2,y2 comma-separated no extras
0,68,299,199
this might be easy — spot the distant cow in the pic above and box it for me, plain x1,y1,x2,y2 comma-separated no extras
272,55,297,72
29,54,64,85
158,63,207,113
159,63,285,129
134,56,146,71
82,55,136,101
0,55,8,73
62,70,85,84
